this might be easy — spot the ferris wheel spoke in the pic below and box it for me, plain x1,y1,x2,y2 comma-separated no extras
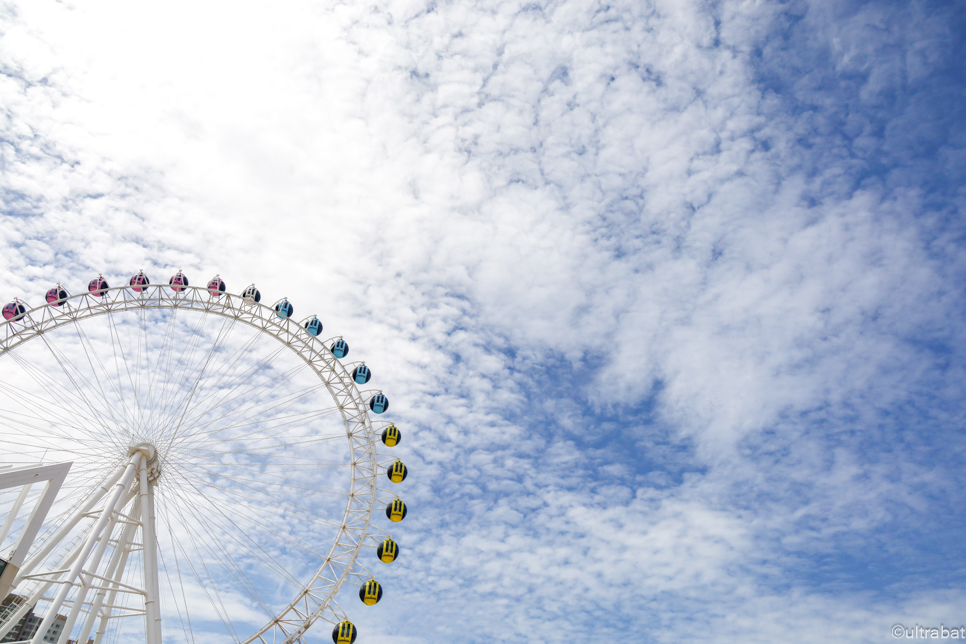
106,309,146,434
171,346,303,442
181,462,349,497
169,476,346,530
185,403,340,449
164,467,305,588
196,491,334,562
134,305,153,429
60,321,133,434
164,497,282,618
72,321,137,433
180,434,349,459
0,417,104,457
161,511,243,644
160,477,282,619
182,461,350,493
36,335,127,449
0,399,104,446
177,385,336,451
151,308,217,435
160,497,270,618
164,314,240,446
142,303,184,439
158,505,197,644
167,332,273,430
180,340,307,428
1,356,122,446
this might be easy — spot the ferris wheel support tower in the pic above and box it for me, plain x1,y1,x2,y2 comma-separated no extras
20,446,161,644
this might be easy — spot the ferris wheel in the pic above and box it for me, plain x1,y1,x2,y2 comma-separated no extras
0,270,410,644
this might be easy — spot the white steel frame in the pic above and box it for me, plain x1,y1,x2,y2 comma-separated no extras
0,283,397,644
0,461,72,600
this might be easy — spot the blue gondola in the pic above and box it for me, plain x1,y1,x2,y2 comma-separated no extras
242,285,261,303
88,276,109,296
2,300,25,321
352,364,371,384
275,299,294,319
169,271,189,292
369,393,389,414
45,286,68,306
129,271,150,293
331,338,349,359
304,317,323,336
207,276,226,297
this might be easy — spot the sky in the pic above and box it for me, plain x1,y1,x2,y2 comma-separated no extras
1,0,965,642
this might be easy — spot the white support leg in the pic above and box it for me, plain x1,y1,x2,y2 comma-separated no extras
92,517,137,644
29,455,139,644
0,483,31,545
75,500,140,644
55,483,137,644
140,455,162,644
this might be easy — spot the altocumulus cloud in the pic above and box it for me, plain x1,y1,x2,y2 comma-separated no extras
1,0,965,642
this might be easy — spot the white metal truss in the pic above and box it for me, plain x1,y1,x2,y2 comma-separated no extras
0,284,398,644
0,462,72,600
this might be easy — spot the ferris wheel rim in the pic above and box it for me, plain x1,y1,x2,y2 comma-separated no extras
0,281,390,644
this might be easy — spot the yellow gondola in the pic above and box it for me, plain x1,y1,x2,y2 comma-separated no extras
385,499,407,522
381,424,401,447
377,538,398,563
387,460,408,483
359,579,383,605
332,621,357,644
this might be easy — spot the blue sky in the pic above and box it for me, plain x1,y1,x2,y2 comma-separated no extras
1,0,965,642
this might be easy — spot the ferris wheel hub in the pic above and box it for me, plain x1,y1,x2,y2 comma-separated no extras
128,442,157,460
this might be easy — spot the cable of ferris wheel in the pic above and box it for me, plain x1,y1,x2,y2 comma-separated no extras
167,472,347,530
172,467,351,543
147,309,219,442
157,507,196,644
71,320,137,437
140,303,182,435
163,313,240,447
157,493,243,644
0,357,124,449
151,312,266,437
167,345,307,446
105,308,144,431
163,465,304,588
0,373,110,447
34,336,127,454
178,383,334,445
155,532,192,644
161,485,278,622
38,329,128,444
